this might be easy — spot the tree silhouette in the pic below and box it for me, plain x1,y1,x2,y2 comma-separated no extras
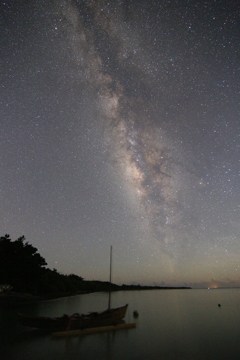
0,234,84,296
0,234,47,292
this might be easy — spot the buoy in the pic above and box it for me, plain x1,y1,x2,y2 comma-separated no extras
133,310,139,318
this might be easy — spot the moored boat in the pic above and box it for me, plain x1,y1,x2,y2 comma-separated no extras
18,304,128,331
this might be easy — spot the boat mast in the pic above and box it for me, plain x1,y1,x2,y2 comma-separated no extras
108,245,112,310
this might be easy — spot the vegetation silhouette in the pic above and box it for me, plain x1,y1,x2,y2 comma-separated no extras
0,234,83,297
0,234,191,299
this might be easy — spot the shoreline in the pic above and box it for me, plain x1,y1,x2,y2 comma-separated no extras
0,285,191,307
0,291,41,306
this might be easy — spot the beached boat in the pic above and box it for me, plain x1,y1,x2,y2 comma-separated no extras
18,304,128,331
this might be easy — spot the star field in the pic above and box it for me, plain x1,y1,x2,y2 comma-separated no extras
0,0,239,288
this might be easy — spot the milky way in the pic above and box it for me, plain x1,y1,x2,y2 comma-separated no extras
1,0,239,287
57,0,200,256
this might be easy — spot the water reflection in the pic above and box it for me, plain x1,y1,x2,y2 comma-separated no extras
1,289,240,359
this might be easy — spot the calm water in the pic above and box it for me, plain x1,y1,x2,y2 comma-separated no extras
1,289,240,360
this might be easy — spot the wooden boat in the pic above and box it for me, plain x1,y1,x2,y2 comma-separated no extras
17,304,128,331
18,246,128,332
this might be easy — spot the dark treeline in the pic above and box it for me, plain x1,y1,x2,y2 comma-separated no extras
0,234,84,297
0,235,190,298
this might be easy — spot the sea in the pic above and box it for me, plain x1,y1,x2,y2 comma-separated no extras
1,288,240,360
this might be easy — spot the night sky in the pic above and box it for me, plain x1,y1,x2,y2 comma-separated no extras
1,0,239,288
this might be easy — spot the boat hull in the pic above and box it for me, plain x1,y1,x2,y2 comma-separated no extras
18,304,128,331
